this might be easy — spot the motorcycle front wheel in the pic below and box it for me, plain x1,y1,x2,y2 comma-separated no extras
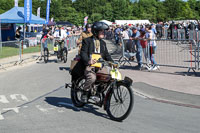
63,49,68,63
44,48,49,63
106,81,134,122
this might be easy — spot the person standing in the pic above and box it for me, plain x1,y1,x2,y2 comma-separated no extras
131,27,143,69
147,25,159,70
76,24,93,54
156,22,163,39
15,27,22,40
114,25,121,45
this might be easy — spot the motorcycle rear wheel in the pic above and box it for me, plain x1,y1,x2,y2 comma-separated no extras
71,77,86,107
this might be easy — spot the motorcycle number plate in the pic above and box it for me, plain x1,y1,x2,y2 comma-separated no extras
54,46,58,51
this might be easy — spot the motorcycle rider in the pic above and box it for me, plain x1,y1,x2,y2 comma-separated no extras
53,25,67,55
80,22,114,103
76,24,93,54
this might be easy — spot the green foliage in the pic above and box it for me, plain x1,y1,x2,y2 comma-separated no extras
0,0,200,25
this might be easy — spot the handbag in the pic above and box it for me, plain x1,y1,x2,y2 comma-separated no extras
70,55,81,71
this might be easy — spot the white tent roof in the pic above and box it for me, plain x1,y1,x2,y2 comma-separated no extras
100,20,113,25
115,20,150,25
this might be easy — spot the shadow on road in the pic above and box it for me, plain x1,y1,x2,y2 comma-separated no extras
59,67,70,71
36,59,58,64
44,97,109,120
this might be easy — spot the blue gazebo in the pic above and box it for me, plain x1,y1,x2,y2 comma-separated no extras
0,7,45,24
0,7,46,41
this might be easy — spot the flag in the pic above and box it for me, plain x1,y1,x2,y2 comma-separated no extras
84,16,88,26
15,0,18,7
37,7,40,17
51,17,54,22
46,0,51,24
24,0,32,23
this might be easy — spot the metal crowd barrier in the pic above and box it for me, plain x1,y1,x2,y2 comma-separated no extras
119,38,199,73
161,28,200,42
0,41,20,61
162,28,169,39
40,35,79,58
0,35,80,67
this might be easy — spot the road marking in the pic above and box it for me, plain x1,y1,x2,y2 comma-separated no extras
3,107,20,113
10,94,29,102
36,105,49,113
36,105,54,114
134,91,148,99
0,95,9,103
0,111,4,120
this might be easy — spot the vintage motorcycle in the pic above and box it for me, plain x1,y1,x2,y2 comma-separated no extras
54,38,68,63
66,59,134,122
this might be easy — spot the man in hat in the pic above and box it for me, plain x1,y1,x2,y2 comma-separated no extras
114,25,122,45
53,25,67,53
131,27,143,69
77,24,93,54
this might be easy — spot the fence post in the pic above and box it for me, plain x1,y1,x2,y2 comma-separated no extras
69,36,72,50
19,40,22,62
198,41,200,70
121,37,125,57
73,35,76,49
194,40,197,70
72,35,75,49
40,39,43,59
0,40,2,54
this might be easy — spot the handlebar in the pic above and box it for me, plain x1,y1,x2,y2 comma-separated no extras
97,58,119,68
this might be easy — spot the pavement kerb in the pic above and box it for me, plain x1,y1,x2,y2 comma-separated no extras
132,82,200,109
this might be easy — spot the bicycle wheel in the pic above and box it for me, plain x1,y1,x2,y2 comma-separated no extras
106,82,134,122
118,56,127,66
71,77,86,107
44,48,49,63
63,49,68,63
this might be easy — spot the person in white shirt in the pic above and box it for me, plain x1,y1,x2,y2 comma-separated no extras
53,25,67,40
147,25,159,71
122,26,129,40
53,25,67,54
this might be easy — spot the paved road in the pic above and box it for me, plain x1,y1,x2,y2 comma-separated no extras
0,43,200,133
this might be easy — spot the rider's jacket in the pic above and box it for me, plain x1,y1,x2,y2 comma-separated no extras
80,36,113,66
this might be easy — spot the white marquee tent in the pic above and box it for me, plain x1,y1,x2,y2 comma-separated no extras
115,20,150,25
100,20,113,25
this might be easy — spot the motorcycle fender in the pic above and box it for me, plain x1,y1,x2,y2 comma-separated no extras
122,76,133,87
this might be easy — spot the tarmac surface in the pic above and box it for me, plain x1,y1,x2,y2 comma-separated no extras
1,39,200,109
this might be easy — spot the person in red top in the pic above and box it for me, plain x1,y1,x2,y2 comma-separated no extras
139,28,151,70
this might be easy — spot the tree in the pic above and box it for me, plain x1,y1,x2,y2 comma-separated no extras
1,0,200,25
0,0,15,14
163,0,183,20
177,2,196,20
